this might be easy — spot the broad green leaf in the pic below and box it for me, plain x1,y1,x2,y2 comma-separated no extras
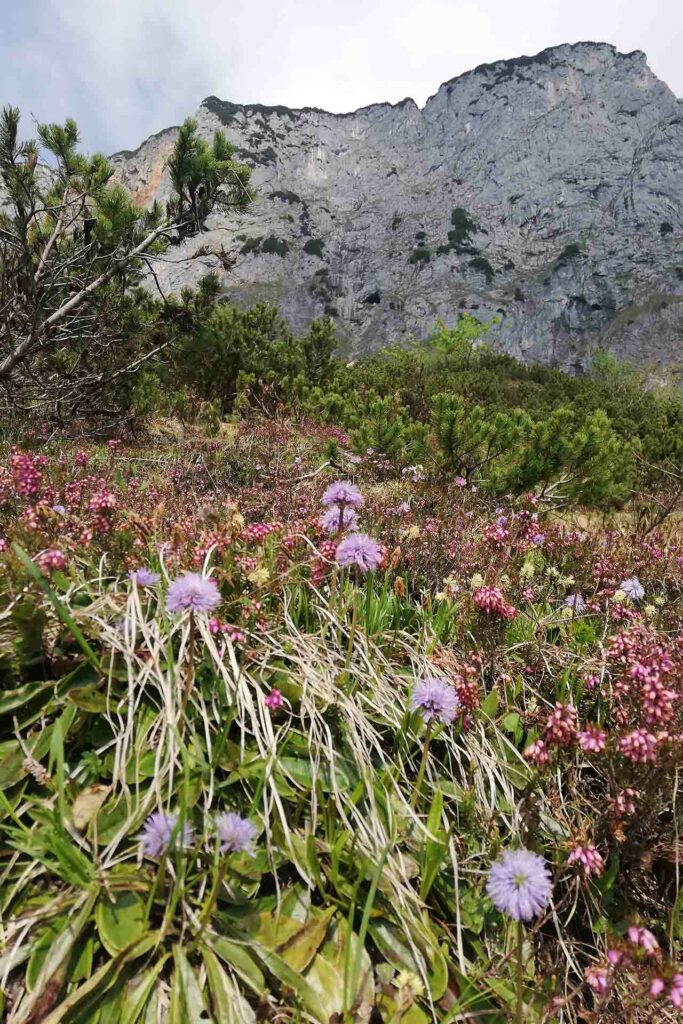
96,891,146,955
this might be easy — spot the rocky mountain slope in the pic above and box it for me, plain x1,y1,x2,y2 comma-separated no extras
112,42,683,370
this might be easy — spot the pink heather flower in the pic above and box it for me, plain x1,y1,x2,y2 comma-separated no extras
322,481,364,509
613,788,639,817
265,688,283,710
454,476,467,488
607,949,622,966
320,505,358,534
670,974,683,1009
216,812,257,855
567,843,604,877
585,967,610,995
473,586,516,619
36,549,68,573
619,728,657,763
524,739,551,766
486,848,552,921
578,726,606,753
336,533,382,572
129,568,161,587
410,677,459,725
620,577,645,601
167,572,221,614
544,702,578,746
628,926,659,955
650,977,666,997
139,811,193,857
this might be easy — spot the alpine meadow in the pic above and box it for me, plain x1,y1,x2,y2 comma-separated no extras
1,30,683,1024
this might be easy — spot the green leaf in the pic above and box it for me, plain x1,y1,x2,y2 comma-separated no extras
210,936,265,994
277,755,356,792
276,908,335,971
203,946,256,1024
481,690,499,718
41,933,160,1024
13,545,101,671
173,946,212,1022
420,787,446,900
250,940,322,1019
96,891,146,955
11,891,97,1024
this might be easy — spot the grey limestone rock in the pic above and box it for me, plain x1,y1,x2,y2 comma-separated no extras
111,42,683,371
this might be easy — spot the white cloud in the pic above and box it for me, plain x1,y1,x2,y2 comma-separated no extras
1,0,680,153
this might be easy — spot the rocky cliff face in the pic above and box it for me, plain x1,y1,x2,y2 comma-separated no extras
112,42,683,371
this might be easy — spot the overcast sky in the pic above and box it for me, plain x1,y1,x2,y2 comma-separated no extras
2,0,681,154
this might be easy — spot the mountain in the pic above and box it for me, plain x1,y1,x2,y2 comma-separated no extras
112,42,683,371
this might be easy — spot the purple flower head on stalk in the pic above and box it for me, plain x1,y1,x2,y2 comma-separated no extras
320,505,358,535
410,677,459,725
167,572,221,614
129,567,161,587
322,480,364,509
336,533,382,572
139,811,193,858
564,593,586,613
486,848,553,921
620,577,645,601
216,812,258,855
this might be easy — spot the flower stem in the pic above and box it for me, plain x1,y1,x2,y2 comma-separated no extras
515,919,524,1024
181,613,195,712
344,591,359,671
410,722,432,809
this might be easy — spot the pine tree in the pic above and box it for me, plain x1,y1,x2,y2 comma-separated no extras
0,108,251,417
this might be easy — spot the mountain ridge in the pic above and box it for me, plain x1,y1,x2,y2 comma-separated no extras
112,41,683,372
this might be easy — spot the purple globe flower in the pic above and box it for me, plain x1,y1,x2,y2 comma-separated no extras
620,577,644,601
322,480,364,509
410,677,459,725
166,572,221,614
486,848,553,921
139,811,193,858
564,593,586,613
320,505,358,535
216,812,257,855
336,533,382,572
129,567,161,587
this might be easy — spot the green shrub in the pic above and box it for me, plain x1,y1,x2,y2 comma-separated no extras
408,247,431,264
469,256,495,282
304,238,325,257
261,235,289,257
